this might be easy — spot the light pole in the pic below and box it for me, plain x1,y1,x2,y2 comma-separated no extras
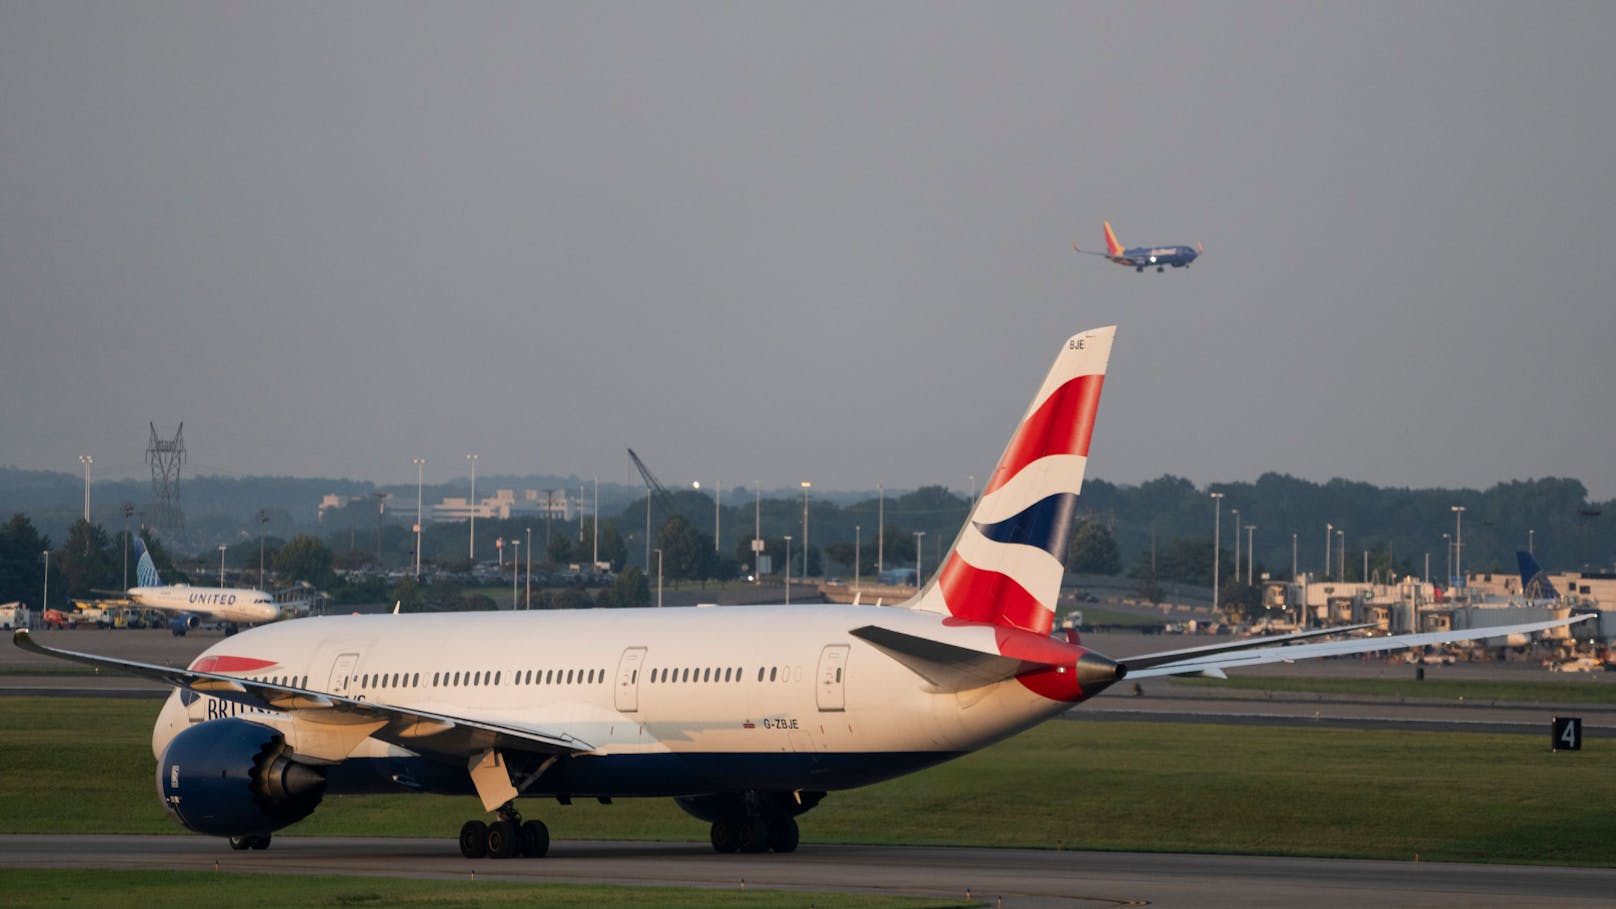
510,539,520,609
801,481,812,580
1336,529,1345,582
1210,492,1224,617
783,536,792,606
914,531,926,589
466,453,478,561
854,525,861,590
42,550,50,614
122,503,134,589
1324,523,1333,581
1451,505,1465,589
258,509,269,588
592,476,599,569
1246,525,1257,586
79,455,92,522
218,545,227,586
413,457,426,578
877,484,885,575
1442,533,1452,585
752,480,762,585
1291,532,1298,581
653,547,663,608
1528,528,1534,556
1232,509,1241,587
525,527,532,610
544,488,557,552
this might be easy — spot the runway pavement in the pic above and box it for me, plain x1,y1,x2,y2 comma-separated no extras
3,834,1613,908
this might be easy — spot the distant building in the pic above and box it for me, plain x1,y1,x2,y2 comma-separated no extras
430,489,572,523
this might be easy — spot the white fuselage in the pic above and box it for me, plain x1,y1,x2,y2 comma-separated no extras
129,585,282,626
154,604,1076,797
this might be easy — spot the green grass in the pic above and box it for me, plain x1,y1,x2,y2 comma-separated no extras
1170,675,1616,705
0,870,966,909
2,698,1612,866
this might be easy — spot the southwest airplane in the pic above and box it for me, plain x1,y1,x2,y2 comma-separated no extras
125,537,283,634
15,326,1584,860
1074,221,1202,272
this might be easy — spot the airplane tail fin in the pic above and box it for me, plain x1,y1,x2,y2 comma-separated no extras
135,538,162,588
909,327,1115,636
1102,221,1124,258
1516,550,1559,600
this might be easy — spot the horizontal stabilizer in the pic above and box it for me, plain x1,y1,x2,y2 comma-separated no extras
1122,616,1592,679
850,625,1056,693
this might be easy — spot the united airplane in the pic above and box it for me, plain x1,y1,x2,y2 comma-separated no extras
1075,221,1202,272
15,326,1584,860
125,537,282,634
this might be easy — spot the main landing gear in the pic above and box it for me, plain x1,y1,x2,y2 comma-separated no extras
708,814,798,854
458,802,549,859
228,834,271,850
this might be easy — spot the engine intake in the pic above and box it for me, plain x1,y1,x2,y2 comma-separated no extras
157,717,326,837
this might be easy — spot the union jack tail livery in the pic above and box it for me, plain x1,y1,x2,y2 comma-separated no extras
912,326,1114,636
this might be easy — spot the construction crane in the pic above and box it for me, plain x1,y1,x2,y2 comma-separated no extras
626,448,678,513
627,448,680,570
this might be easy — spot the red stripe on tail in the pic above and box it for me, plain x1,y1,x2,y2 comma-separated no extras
983,374,1104,496
936,553,1054,635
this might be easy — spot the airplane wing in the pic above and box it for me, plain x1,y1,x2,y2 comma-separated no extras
1071,241,1112,258
1120,615,1592,680
11,629,591,759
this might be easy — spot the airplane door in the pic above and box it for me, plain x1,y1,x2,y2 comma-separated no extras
327,652,359,696
614,646,647,713
815,644,849,712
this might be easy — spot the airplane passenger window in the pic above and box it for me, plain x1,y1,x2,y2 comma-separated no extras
836,668,843,683
433,672,440,686
566,669,574,684
757,667,764,682
545,670,553,684
453,672,461,686
494,671,501,685
702,668,711,683
769,667,777,682
412,673,419,687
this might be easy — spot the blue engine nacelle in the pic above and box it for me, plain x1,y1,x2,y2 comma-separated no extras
169,614,199,635
156,718,326,837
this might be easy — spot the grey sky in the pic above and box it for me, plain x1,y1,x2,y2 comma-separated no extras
4,2,1613,499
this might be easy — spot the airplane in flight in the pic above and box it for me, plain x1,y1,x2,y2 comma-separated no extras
16,326,1585,860
1074,221,1202,272
124,537,283,634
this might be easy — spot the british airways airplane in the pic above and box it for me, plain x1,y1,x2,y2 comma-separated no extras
1074,221,1202,272
15,326,1583,860
125,538,283,634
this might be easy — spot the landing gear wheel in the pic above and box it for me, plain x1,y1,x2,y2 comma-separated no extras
486,820,519,859
459,820,488,858
710,817,740,854
518,819,550,858
249,835,271,850
229,835,251,851
737,817,770,854
767,816,799,853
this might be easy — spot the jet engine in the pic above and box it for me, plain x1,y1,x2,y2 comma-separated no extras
169,614,199,636
156,717,326,837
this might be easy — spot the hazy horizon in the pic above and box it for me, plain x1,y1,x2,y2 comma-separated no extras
5,4,1614,499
